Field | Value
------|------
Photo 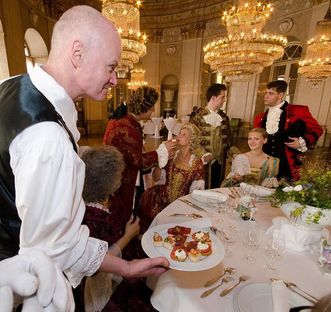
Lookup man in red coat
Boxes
[254,80,323,181]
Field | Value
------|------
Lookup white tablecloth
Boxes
[147,188,330,312]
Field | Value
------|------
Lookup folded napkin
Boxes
[240,182,275,197]
[266,217,329,252]
[272,280,290,312]
[191,190,228,204]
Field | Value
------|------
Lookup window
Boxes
[270,42,303,103]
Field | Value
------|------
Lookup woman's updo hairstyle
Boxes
[127,86,159,115]
[249,127,269,139]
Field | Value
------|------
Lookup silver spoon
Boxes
[204,267,236,287]
[200,276,234,298]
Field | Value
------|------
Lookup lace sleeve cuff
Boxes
[156,143,169,168]
[297,137,308,152]
[64,237,108,288]
[189,179,205,193]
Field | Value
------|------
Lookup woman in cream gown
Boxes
[222,128,279,188]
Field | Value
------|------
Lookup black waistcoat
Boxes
[261,102,292,180]
[0,74,76,259]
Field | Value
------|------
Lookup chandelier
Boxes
[102,0,147,74]
[298,2,331,88]
[203,0,287,81]
[128,68,147,90]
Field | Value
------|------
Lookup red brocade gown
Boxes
[139,155,205,233]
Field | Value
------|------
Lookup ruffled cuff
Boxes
[201,152,212,165]
[189,179,205,193]
[156,143,169,168]
[297,137,308,152]
[64,237,108,288]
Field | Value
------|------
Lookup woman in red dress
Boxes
[139,123,205,232]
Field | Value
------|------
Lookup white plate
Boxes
[233,283,311,312]
[141,223,225,271]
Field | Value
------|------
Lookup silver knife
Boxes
[178,198,207,213]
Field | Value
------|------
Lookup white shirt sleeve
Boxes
[156,143,169,168]
[9,122,108,287]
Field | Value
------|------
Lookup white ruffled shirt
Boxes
[203,107,222,128]
[266,101,307,152]
[266,102,284,135]
[9,65,108,287]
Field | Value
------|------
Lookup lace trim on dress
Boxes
[65,238,108,288]
[86,202,110,213]
[174,152,196,168]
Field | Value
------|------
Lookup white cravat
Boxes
[203,107,222,127]
[266,101,284,134]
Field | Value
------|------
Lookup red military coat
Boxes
[254,103,323,180]
[103,114,158,241]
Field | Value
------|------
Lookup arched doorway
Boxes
[24,28,48,72]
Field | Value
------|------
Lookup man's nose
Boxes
[109,72,117,86]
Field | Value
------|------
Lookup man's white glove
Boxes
[0,249,74,312]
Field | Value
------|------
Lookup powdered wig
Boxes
[249,127,269,139]
[181,123,202,152]
[81,146,124,203]
[127,86,159,115]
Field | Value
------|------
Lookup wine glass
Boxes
[263,232,285,271]
[206,197,227,220]
[220,225,238,257]
[242,222,262,263]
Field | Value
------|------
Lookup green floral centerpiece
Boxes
[271,162,331,229]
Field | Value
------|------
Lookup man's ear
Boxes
[278,91,285,101]
[70,40,83,68]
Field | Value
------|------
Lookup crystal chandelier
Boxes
[298,2,331,88]
[203,0,287,81]
[128,68,147,90]
[102,0,147,74]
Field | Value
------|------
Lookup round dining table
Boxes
[145,187,331,312]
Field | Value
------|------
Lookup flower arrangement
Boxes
[271,162,331,224]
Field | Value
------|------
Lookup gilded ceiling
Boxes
[27,0,329,41]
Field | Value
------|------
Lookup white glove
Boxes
[0,250,74,312]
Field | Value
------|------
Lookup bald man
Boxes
[0,5,168,298]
